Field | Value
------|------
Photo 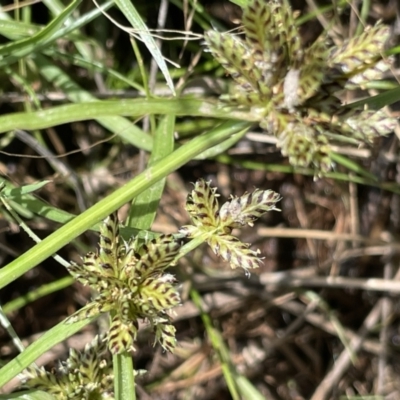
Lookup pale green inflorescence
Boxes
[204,0,397,172]
[23,335,114,400]
[66,214,181,355]
[180,179,281,273]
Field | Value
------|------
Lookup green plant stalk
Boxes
[115,119,176,400]
[127,115,175,228]
[111,305,136,400]
[356,0,371,36]
[2,276,74,314]
[0,120,250,288]
[174,234,210,265]
[0,90,396,135]
[0,304,25,353]
[113,351,136,400]
[191,289,240,400]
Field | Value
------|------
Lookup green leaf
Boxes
[0,0,82,66]
[127,115,175,228]
[114,0,175,95]
[2,181,51,198]
[0,98,256,134]
[229,0,249,6]
[34,54,153,151]
[0,318,96,388]
[236,376,268,400]
[195,126,249,160]
[348,86,400,109]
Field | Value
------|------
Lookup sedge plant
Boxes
[15,180,281,399]
[204,0,398,173]
[1,0,399,398]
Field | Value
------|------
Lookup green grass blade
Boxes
[54,51,144,92]
[195,125,249,159]
[229,0,248,7]
[35,54,153,151]
[2,276,74,314]
[348,86,400,109]
[0,305,25,353]
[0,98,256,134]
[4,181,51,197]
[119,114,175,398]
[330,153,378,182]
[114,0,175,95]
[0,19,41,40]
[236,376,268,400]
[0,317,96,388]
[191,289,240,400]
[43,0,73,15]
[0,0,82,63]
[127,114,175,228]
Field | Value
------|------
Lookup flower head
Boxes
[67,214,181,354]
[205,0,397,172]
[180,179,281,273]
[23,335,113,400]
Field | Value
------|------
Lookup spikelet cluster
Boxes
[23,335,113,400]
[180,179,281,273]
[204,0,397,172]
[66,214,180,354]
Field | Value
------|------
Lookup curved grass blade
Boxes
[0,98,257,134]
[35,54,153,151]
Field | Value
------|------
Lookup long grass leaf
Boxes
[0,99,256,134]
[0,0,82,62]
[113,0,175,95]
[127,114,175,228]
[35,54,153,151]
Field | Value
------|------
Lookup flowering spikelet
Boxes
[22,335,114,400]
[204,0,397,173]
[180,179,281,272]
[66,213,181,354]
